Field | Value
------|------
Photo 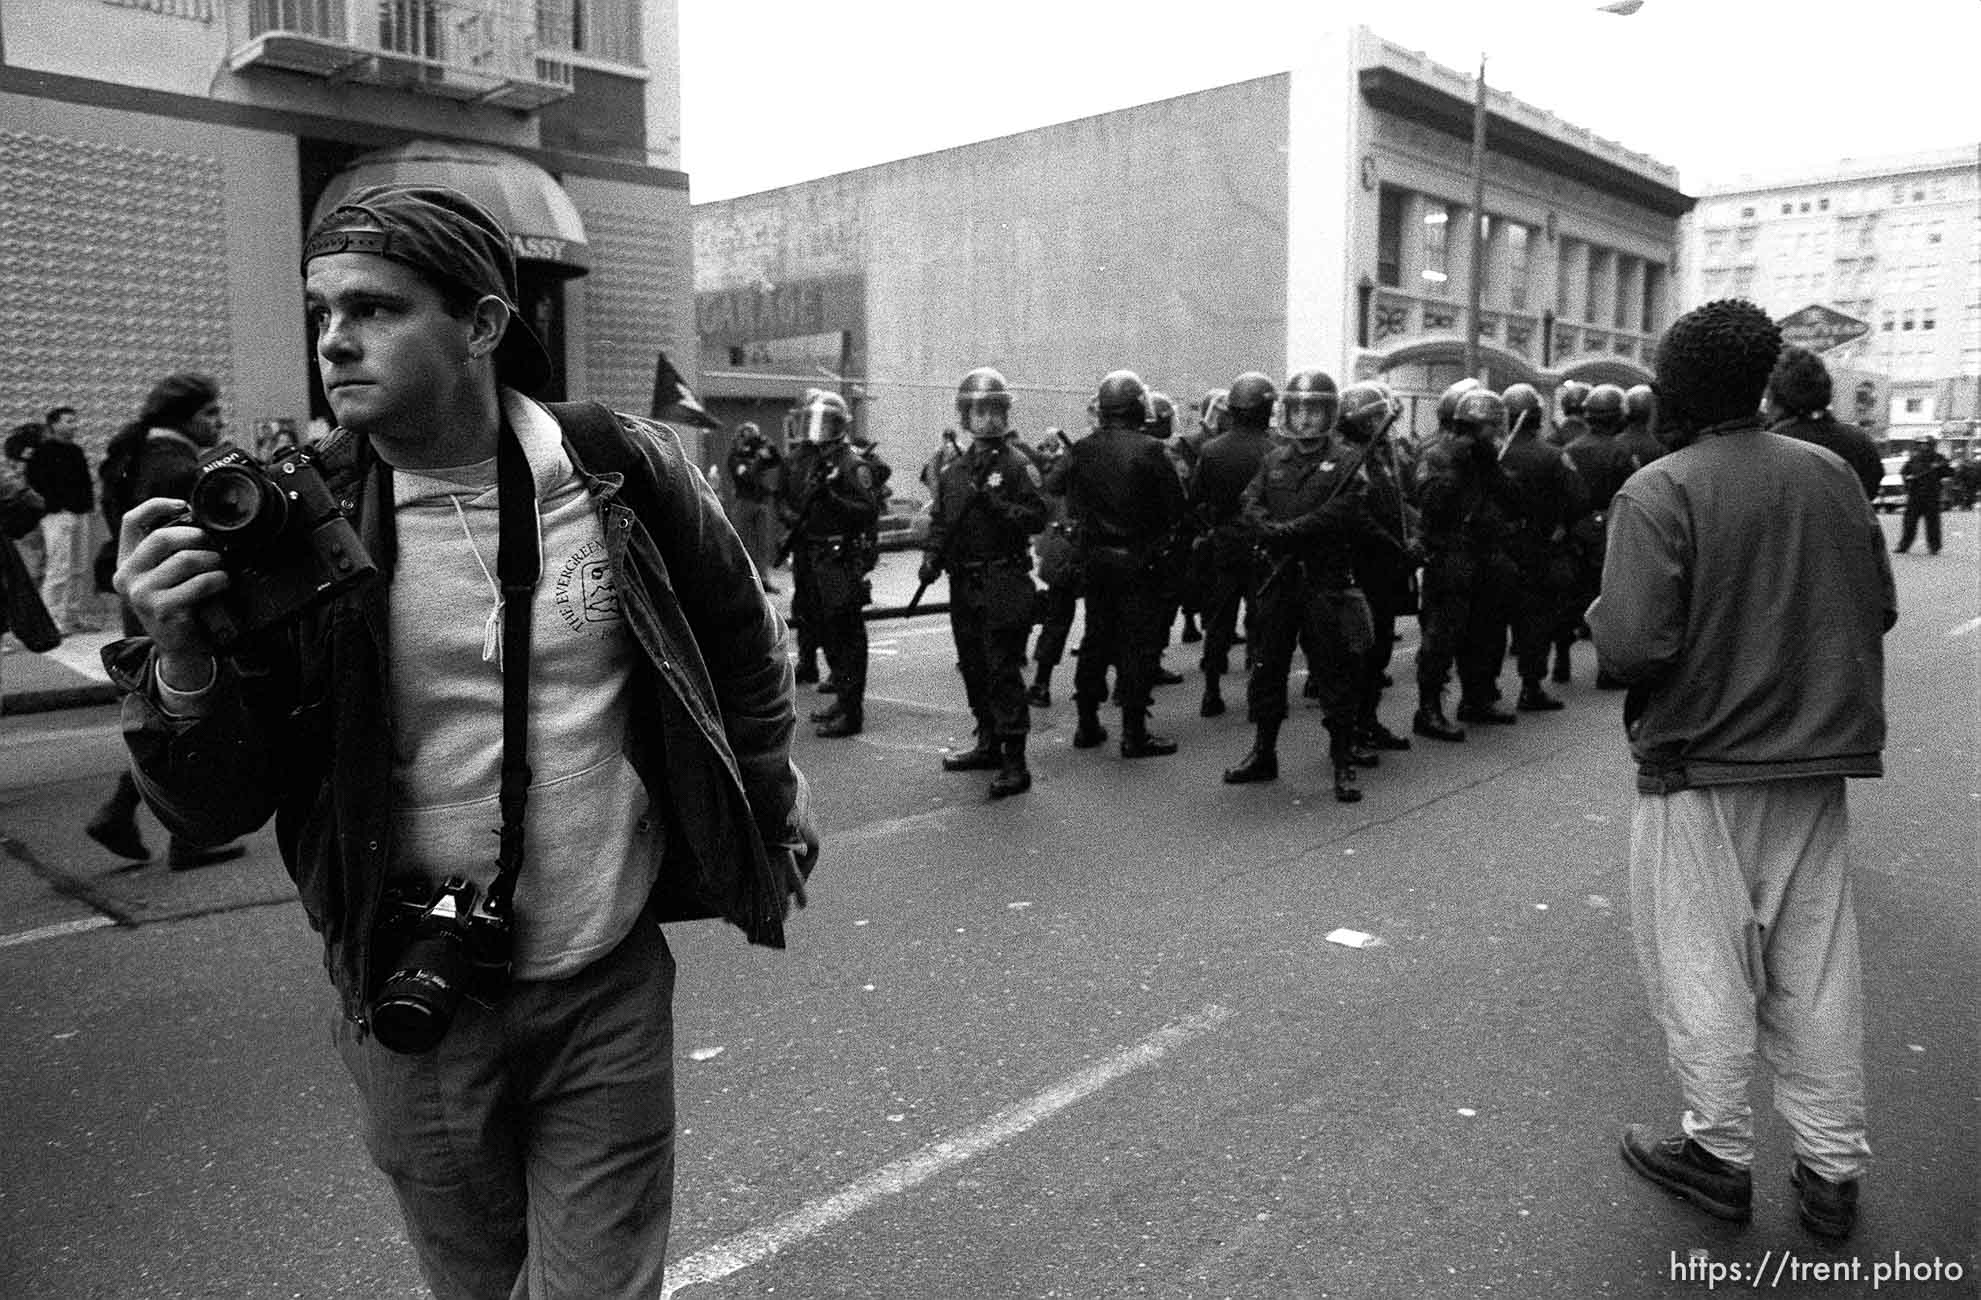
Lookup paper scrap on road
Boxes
[1586,894,1612,910]
[1007,901,1033,910]
[1325,928,1380,949]
[689,1046,725,1062]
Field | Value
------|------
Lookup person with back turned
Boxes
[1046,369,1186,759]
[1593,299,1892,1245]
[105,184,816,1297]
[1190,371,1278,719]
[922,367,1047,798]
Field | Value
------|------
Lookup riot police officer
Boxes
[778,390,825,685]
[1335,381,1417,751]
[1045,370,1188,758]
[1176,388,1230,644]
[1026,428,1079,707]
[922,368,1049,798]
[1413,377,1484,500]
[1190,371,1279,718]
[1496,383,1583,711]
[781,390,885,737]
[1557,383,1635,685]
[1144,391,1190,687]
[1615,384,1665,468]
[1549,380,1591,448]
[1222,368,1382,802]
[724,421,784,590]
[1414,389,1522,740]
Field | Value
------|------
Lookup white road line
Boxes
[659,1002,1234,1298]
[1947,616,1981,639]
[0,916,116,949]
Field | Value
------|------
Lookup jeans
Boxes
[1629,778,1870,1182]
[335,915,677,1299]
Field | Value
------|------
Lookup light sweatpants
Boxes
[37,509,91,629]
[1629,777,1870,1182]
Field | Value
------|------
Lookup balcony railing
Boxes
[1372,288,1657,368]
[233,0,573,110]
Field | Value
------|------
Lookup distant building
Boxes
[693,26,1690,475]
[0,0,696,460]
[1682,146,1981,450]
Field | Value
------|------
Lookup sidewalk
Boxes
[0,552,949,718]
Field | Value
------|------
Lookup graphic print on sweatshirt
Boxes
[552,537,623,637]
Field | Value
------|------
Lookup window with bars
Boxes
[1376,187,1404,288]
[101,0,213,16]
[538,0,642,64]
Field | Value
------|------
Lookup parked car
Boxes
[1876,455,1907,512]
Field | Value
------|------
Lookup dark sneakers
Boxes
[1791,1162,1860,1243]
[1620,1126,1753,1222]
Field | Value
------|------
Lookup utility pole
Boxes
[1463,52,1489,381]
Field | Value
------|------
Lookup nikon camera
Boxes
[367,876,514,1054]
[187,443,375,645]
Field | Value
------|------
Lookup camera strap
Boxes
[487,421,540,917]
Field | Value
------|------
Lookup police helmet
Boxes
[956,367,1014,439]
[1624,384,1656,424]
[1197,388,1231,437]
[1557,380,1592,417]
[800,390,851,444]
[1335,381,1396,445]
[1436,377,1484,432]
[1226,372,1277,426]
[1280,369,1340,437]
[1093,369,1151,425]
[1146,391,1176,438]
[1585,383,1627,432]
[1451,390,1509,442]
[1500,383,1545,437]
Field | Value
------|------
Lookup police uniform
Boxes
[1498,421,1585,708]
[1190,412,1276,715]
[1415,424,1521,734]
[791,437,884,736]
[925,437,1047,791]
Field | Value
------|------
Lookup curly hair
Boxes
[1767,345,1833,418]
[1653,299,1781,431]
[138,372,219,432]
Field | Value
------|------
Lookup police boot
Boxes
[1199,676,1226,718]
[1456,696,1518,725]
[814,703,863,738]
[1027,666,1054,708]
[1120,711,1178,759]
[1412,691,1466,743]
[1518,680,1566,712]
[943,727,1003,772]
[1358,718,1412,751]
[1327,724,1364,804]
[1550,642,1572,684]
[1072,706,1109,750]
[1222,719,1280,784]
[988,737,1032,799]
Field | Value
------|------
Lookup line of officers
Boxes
[768,369,1667,805]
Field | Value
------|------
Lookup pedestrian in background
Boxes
[1592,298,1893,1244]
[107,184,816,1296]
[87,373,248,869]
[3,423,48,587]
[27,404,98,633]
[1895,436,1952,555]
[1765,346,1882,501]
[724,421,784,591]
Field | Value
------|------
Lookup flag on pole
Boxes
[651,350,721,429]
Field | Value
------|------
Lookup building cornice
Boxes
[0,64,689,191]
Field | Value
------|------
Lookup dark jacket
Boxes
[780,440,883,545]
[1588,425,1893,793]
[107,404,817,1030]
[1241,438,1388,592]
[725,436,782,502]
[25,438,93,514]
[1769,413,1881,500]
[1044,423,1186,554]
[1418,436,1519,560]
[1901,447,1952,501]
[926,438,1048,568]
[1498,431,1586,559]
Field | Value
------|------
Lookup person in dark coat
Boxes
[1497,383,1585,712]
[921,368,1048,798]
[1336,382,1417,753]
[1045,369,1187,758]
[724,421,784,590]
[1895,437,1953,555]
[782,390,884,736]
[1766,347,1881,501]
[1615,384,1668,470]
[86,373,246,870]
[1189,371,1278,719]
[26,404,97,633]
[1558,384,1638,686]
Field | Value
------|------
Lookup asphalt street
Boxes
[0,512,1974,1300]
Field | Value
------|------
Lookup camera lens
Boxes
[369,932,469,1054]
[191,465,286,544]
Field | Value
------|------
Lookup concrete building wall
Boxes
[567,173,695,435]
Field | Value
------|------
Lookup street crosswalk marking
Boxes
[659,1003,1234,1298]
[0,916,116,949]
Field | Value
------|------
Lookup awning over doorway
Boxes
[312,140,590,276]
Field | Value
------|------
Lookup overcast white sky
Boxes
[679,0,1981,203]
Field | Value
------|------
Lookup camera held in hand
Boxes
[367,875,514,1055]
[187,443,375,646]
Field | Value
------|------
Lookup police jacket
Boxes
[725,436,782,502]
[1191,425,1275,529]
[106,402,818,1030]
[1589,424,1893,793]
[1353,438,1417,599]
[1614,423,1668,475]
[1418,437,1519,559]
[1498,431,1586,553]
[783,440,883,549]
[927,438,1048,568]
[1563,431,1636,510]
[1901,448,1952,501]
[1044,423,1185,555]
[1241,438,1388,592]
